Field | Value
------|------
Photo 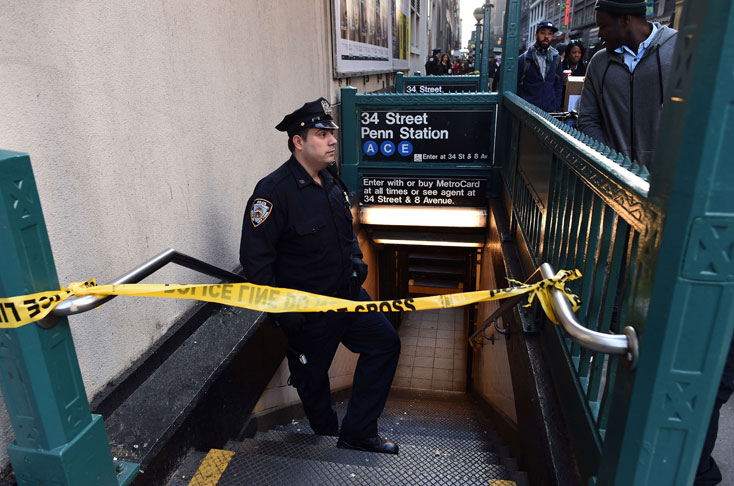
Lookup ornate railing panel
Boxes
[500,92,664,479]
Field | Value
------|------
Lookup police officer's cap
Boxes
[432,47,442,53]
[536,20,559,33]
[275,97,339,136]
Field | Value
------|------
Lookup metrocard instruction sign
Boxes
[361,176,487,207]
[359,109,494,163]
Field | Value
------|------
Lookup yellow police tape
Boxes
[0,270,582,329]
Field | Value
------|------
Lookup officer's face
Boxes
[298,128,338,168]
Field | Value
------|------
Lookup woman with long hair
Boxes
[439,53,452,75]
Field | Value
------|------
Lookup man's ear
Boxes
[293,134,305,151]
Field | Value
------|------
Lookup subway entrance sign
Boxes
[339,87,498,234]
[395,72,480,94]
[359,110,493,163]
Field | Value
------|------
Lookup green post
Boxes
[498,0,521,95]
[395,72,404,93]
[0,151,137,485]
[479,3,493,92]
[597,1,734,484]
[339,87,359,194]
[475,20,483,74]
[494,0,522,173]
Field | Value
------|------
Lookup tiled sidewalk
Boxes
[392,308,467,392]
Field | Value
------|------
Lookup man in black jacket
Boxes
[577,0,677,169]
[240,98,401,455]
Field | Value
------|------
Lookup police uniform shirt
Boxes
[240,156,361,297]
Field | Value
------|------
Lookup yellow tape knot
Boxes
[525,269,582,324]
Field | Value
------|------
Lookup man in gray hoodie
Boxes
[577,0,677,170]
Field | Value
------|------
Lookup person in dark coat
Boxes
[240,98,401,455]
[425,48,441,75]
[517,20,563,112]
[439,53,453,75]
[577,0,677,169]
[696,339,734,485]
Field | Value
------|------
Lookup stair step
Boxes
[409,279,463,289]
[266,427,506,455]
[230,438,516,482]
[255,431,504,465]
[408,264,465,276]
[276,419,496,445]
[408,252,466,263]
[214,451,515,485]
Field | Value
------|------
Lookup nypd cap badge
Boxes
[250,198,273,227]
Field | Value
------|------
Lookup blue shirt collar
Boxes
[614,22,658,57]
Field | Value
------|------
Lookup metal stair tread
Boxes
[262,427,506,453]
[253,430,505,465]
[230,437,515,481]
[277,418,494,442]
[216,451,511,485]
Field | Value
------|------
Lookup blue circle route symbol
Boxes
[397,141,413,156]
[380,141,396,156]
[363,141,378,155]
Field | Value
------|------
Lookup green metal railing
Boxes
[495,1,734,483]
[500,92,662,479]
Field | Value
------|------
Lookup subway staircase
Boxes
[169,390,527,485]
[407,251,468,296]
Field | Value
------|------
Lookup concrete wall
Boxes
[0,0,391,473]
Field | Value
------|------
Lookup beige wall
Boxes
[471,241,517,424]
[0,1,391,471]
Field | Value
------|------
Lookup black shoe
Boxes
[336,435,399,454]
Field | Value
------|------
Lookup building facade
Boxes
[427,0,462,57]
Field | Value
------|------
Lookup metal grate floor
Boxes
[178,391,527,486]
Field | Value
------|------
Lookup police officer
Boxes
[425,47,441,75]
[239,98,401,454]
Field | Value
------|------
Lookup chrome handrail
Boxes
[49,248,245,321]
[540,263,639,369]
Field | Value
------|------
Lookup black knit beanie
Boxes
[595,0,647,15]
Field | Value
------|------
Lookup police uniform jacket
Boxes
[240,156,361,298]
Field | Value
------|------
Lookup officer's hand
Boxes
[352,257,368,286]
[272,312,307,336]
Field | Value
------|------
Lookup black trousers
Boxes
[284,288,401,440]
[695,337,734,485]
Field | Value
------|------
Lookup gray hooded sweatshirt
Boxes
[578,24,677,170]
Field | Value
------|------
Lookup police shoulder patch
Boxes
[250,198,273,227]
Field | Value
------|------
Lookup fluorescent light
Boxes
[371,238,484,248]
[360,206,487,227]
